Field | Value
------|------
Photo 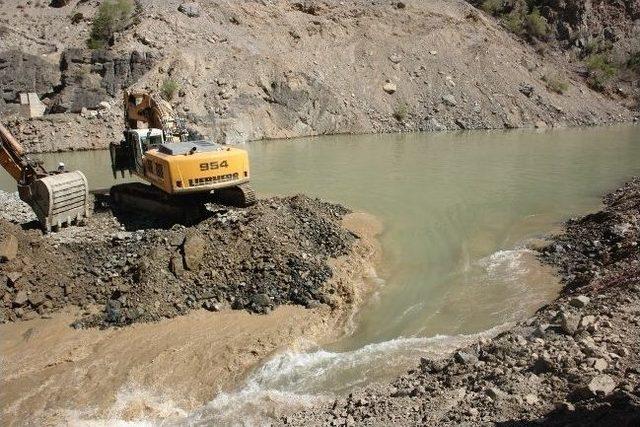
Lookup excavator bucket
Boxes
[19,170,90,232]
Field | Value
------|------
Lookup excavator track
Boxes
[109,182,257,225]
[212,183,257,208]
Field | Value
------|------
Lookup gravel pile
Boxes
[284,178,640,426]
[0,194,357,327]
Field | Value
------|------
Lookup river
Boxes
[1,125,639,424]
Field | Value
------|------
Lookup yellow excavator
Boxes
[109,90,255,221]
[0,123,90,232]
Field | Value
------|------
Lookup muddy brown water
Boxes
[1,125,639,424]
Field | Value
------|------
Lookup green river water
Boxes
[1,125,639,423]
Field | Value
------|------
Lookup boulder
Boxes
[383,81,397,94]
[183,233,206,271]
[569,295,590,308]
[251,293,271,308]
[442,94,457,107]
[105,299,122,323]
[454,351,478,365]
[560,311,581,335]
[50,0,72,7]
[178,2,201,17]
[28,293,44,307]
[13,290,28,307]
[532,356,553,373]
[580,315,596,329]
[593,358,608,372]
[588,374,616,396]
[0,234,18,262]
[169,254,185,276]
[6,271,22,286]
[519,83,535,97]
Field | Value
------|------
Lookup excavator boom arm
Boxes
[124,91,180,138]
[0,123,27,182]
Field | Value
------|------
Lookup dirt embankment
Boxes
[0,193,375,327]
[0,193,382,425]
[1,0,638,153]
[283,178,640,426]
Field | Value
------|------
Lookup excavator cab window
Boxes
[139,132,164,151]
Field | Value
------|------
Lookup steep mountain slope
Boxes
[0,0,636,151]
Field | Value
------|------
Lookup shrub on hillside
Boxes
[586,54,618,91]
[87,0,134,49]
[626,52,640,72]
[393,103,408,122]
[525,8,548,38]
[502,13,524,35]
[481,0,504,15]
[542,73,569,94]
[161,79,180,101]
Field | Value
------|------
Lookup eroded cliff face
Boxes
[0,0,637,152]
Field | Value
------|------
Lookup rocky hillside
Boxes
[0,0,638,152]
[466,0,640,108]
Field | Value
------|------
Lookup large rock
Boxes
[588,374,616,396]
[0,50,60,102]
[183,233,206,271]
[454,351,478,365]
[13,290,28,307]
[169,254,185,276]
[6,271,22,286]
[51,49,155,112]
[560,311,581,335]
[442,94,457,107]
[569,295,590,308]
[383,81,397,94]
[178,2,201,17]
[0,234,18,262]
[50,0,72,7]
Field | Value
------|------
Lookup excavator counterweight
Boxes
[1,124,90,232]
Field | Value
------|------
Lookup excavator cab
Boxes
[110,128,165,178]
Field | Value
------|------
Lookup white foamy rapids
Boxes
[62,385,188,426]
[474,247,556,322]
[181,327,505,426]
[477,248,536,280]
[65,332,507,426]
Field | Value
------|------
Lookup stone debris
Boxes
[0,234,18,262]
[0,193,357,327]
[587,374,616,396]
